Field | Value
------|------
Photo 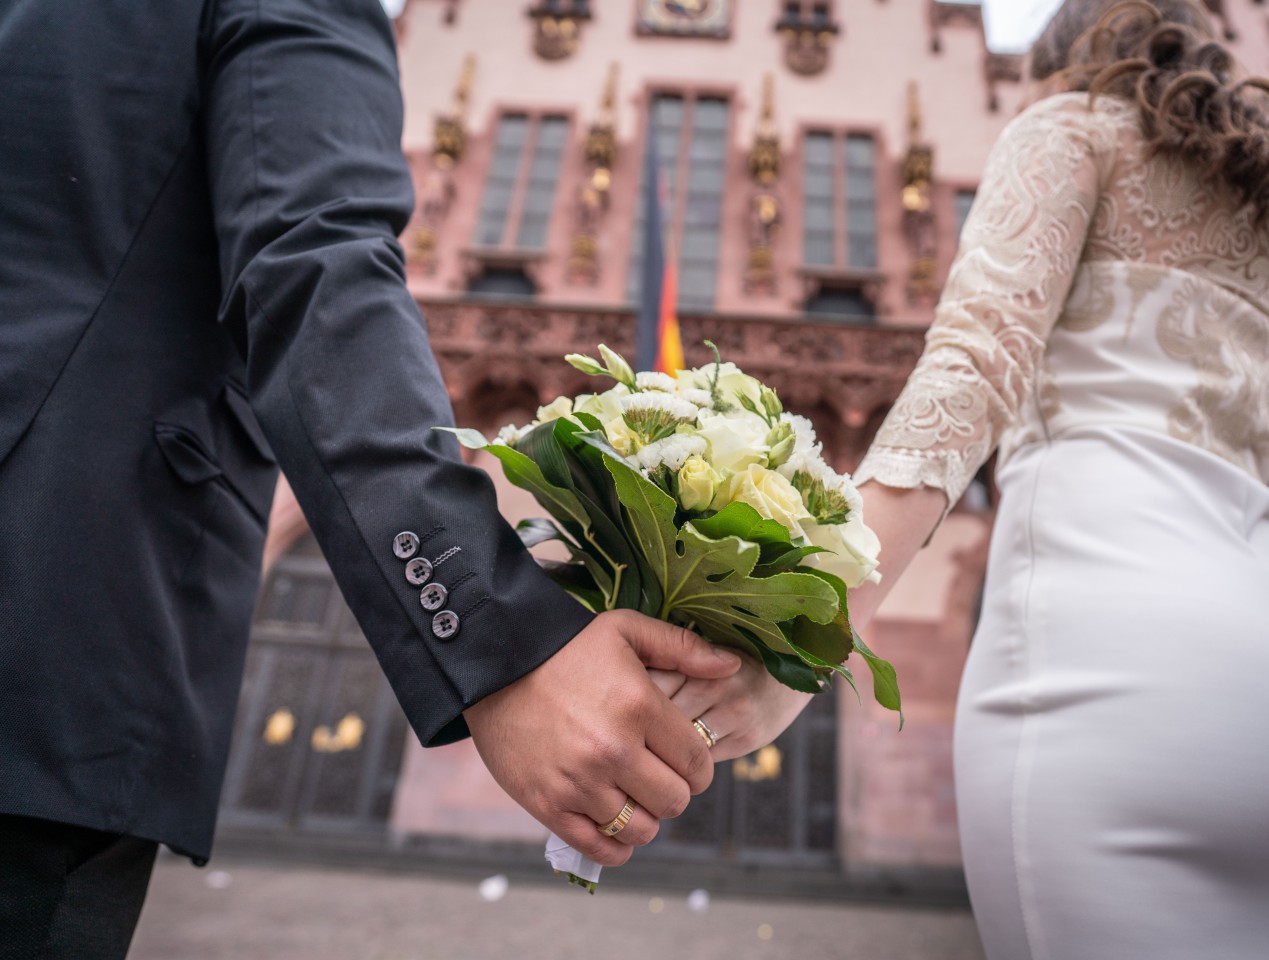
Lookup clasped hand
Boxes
[463,610,742,866]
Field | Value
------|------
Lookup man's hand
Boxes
[648,655,813,762]
[462,610,740,866]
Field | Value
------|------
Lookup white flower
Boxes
[718,463,812,539]
[803,518,882,588]
[534,396,573,424]
[635,371,679,393]
[681,388,715,409]
[619,392,700,422]
[676,456,720,512]
[493,423,529,447]
[677,361,764,410]
[776,413,824,479]
[694,410,770,475]
[603,416,641,456]
[574,385,629,424]
[633,433,708,474]
[621,392,701,442]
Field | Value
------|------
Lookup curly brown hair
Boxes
[1030,0,1269,221]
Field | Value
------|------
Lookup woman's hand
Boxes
[648,656,814,762]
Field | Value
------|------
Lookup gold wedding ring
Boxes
[693,717,718,749]
[597,797,636,836]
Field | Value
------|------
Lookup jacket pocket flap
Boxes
[155,423,223,485]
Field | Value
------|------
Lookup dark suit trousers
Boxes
[0,815,157,960]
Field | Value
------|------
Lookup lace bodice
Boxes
[857,92,1269,505]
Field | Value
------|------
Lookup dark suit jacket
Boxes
[0,0,592,861]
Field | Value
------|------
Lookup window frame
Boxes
[626,86,735,313]
[799,126,880,272]
[471,109,572,253]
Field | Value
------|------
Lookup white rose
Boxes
[535,396,573,424]
[677,361,763,410]
[676,456,720,512]
[574,385,629,424]
[720,463,812,539]
[804,518,882,589]
[694,410,770,475]
[603,416,642,457]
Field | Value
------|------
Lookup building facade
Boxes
[220,0,1268,884]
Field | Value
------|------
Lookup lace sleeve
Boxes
[856,95,1114,505]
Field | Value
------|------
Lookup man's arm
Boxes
[198,0,736,864]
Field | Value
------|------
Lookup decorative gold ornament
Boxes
[732,744,783,782]
[310,712,366,753]
[262,708,295,746]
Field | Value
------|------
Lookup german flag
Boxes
[635,130,684,376]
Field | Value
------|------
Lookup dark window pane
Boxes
[466,267,536,299]
[536,116,569,149]
[629,93,729,311]
[473,115,531,247]
[804,235,834,266]
[514,117,567,249]
[806,287,875,321]
[847,235,877,269]
[844,134,877,270]
[805,132,834,165]
[804,203,834,231]
[517,215,549,249]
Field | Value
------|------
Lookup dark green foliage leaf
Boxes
[853,628,904,729]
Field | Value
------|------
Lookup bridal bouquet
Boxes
[447,344,900,889]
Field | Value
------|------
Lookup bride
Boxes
[664,1,1269,956]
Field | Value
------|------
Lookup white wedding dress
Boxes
[857,92,1269,959]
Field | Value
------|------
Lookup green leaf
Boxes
[538,560,608,614]
[551,419,650,612]
[853,628,904,729]
[690,501,791,547]
[517,421,575,491]
[788,610,855,666]
[753,544,831,575]
[602,453,839,672]
[478,443,592,538]
[750,638,824,694]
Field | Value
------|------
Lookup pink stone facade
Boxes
[259,0,1269,874]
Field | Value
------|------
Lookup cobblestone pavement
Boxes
[128,855,985,960]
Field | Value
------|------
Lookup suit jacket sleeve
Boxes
[199,0,594,746]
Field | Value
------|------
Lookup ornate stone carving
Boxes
[636,0,733,39]
[901,83,939,305]
[419,297,924,441]
[568,64,619,286]
[411,55,474,274]
[745,74,782,296]
[776,4,839,77]
[527,2,590,61]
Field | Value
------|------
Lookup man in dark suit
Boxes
[0,1,741,955]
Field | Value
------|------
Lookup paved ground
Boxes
[128,854,985,960]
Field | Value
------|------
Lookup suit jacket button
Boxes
[420,583,448,611]
[393,532,420,559]
[405,557,434,585]
[432,610,460,639]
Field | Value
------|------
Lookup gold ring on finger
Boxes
[597,797,636,836]
[693,717,718,749]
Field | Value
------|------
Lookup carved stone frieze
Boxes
[419,297,924,451]
[775,4,840,77]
